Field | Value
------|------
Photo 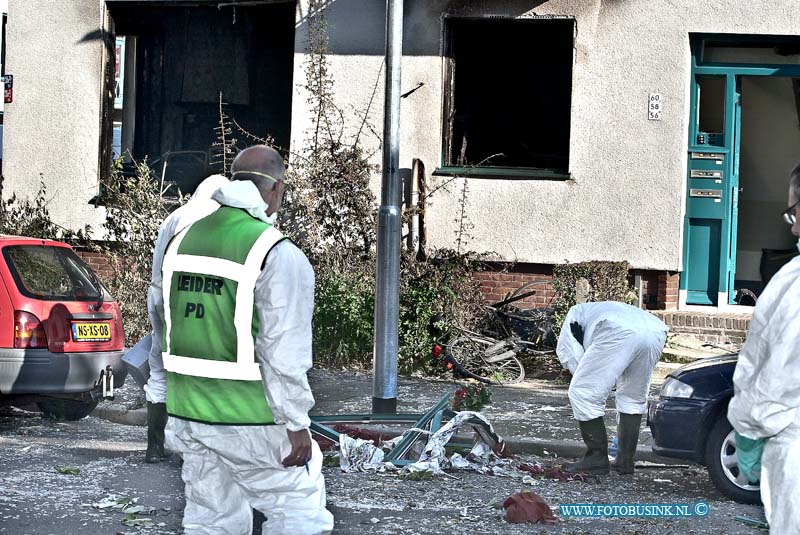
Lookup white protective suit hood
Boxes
[191,174,229,202]
[211,180,276,225]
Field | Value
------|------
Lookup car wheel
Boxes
[37,398,99,421]
[704,416,762,505]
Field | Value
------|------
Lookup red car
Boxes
[0,236,126,420]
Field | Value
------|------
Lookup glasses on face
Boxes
[783,199,800,225]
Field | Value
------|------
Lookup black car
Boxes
[647,353,760,504]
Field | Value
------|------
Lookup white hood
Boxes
[211,180,275,224]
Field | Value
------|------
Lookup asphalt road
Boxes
[0,406,766,535]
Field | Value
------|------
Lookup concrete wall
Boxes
[736,76,800,281]
[3,0,107,234]
[290,0,800,272]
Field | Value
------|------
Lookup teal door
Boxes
[682,74,739,305]
[681,35,800,306]
[726,77,742,304]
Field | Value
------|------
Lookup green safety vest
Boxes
[161,206,286,425]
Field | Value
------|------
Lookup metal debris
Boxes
[404,411,504,475]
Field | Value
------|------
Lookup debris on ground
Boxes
[404,411,504,475]
[91,495,156,515]
[315,424,398,452]
[338,435,395,473]
[336,410,506,475]
[518,462,586,482]
[54,466,81,475]
[735,515,770,529]
[502,491,558,524]
[121,515,158,528]
[334,409,585,487]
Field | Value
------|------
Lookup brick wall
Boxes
[473,264,555,308]
[473,263,679,310]
[657,272,680,311]
[75,248,115,283]
[652,311,750,345]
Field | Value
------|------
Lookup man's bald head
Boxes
[230,145,287,216]
[231,145,285,186]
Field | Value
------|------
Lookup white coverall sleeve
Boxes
[254,240,316,432]
[142,189,223,404]
[728,259,800,440]
[143,285,167,403]
[142,217,178,404]
[556,305,585,374]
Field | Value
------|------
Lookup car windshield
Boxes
[3,245,108,301]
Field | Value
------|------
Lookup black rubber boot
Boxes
[145,402,168,463]
[611,413,642,475]
[563,417,610,474]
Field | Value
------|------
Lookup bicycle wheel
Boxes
[447,336,525,385]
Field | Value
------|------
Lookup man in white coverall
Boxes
[728,163,800,534]
[143,173,229,463]
[155,146,333,534]
[556,301,668,474]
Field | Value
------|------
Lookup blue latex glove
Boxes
[735,432,765,484]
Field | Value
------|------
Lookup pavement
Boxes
[0,406,764,535]
[94,367,678,464]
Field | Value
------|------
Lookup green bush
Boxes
[312,249,485,374]
[552,261,633,335]
[313,266,375,369]
[398,250,484,374]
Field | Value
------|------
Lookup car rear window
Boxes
[2,245,109,301]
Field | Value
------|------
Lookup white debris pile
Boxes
[89,494,170,529]
[338,410,511,477]
[338,435,396,473]
[404,411,510,475]
[90,495,156,515]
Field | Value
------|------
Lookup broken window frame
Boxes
[435,16,575,181]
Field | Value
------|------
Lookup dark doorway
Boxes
[108,2,296,194]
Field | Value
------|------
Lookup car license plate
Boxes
[72,322,111,342]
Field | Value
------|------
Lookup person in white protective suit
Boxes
[143,173,230,463]
[728,163,800,535]
[556,301,668,474]
[155,146,334,535]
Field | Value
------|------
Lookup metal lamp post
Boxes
[372,0,404,414]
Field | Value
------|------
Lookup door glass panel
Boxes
[696,75,726,147]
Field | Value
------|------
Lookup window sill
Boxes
[432,166,571,180]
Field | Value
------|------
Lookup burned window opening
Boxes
[443,18,574,173]
[100,2,296,197]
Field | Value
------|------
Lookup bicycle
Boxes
[433,281,557,385]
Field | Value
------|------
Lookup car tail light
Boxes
[432,344,443,358]
[14,311,48,349]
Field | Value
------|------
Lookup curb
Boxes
[501,437,687,465]
[92,405,147,426]
[90,406,685,465]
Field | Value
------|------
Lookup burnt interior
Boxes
[445,18,574,171]
[107,2,296,192]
